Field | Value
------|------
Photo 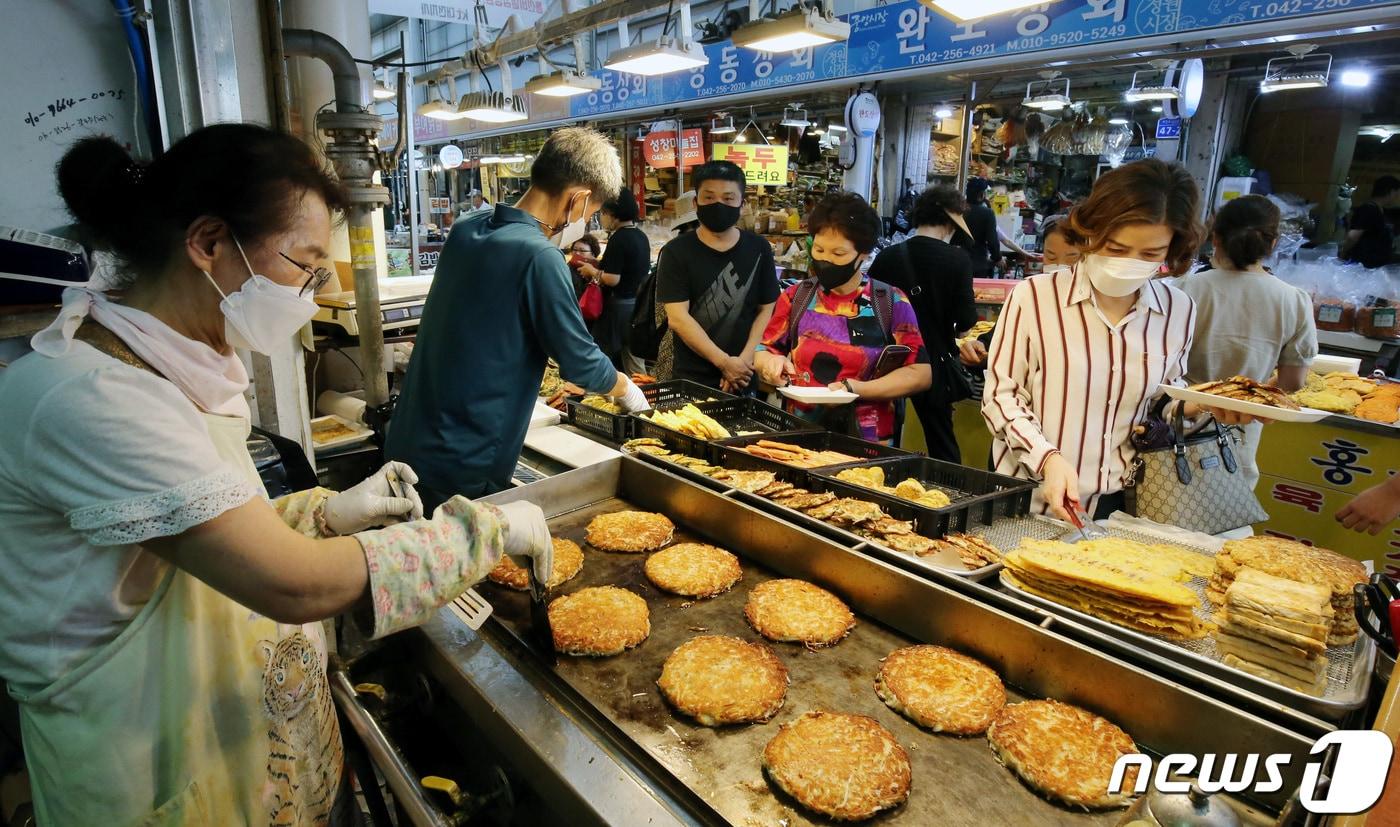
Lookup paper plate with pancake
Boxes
[1160,384,1329,423]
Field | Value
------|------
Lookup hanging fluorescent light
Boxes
[919,0,1054,23]
[735,133,749,143]
[419,99,463,120]
[1260,44,1332,93]
[934,105,955,119]
[1023,72,1071,111]
[1108,112,1130,126]
[1150,105,1164,113]
[732,6,849,53]
[605,11,708,76]
[458,91,528,123]
[373,80,395,101]
[710,112,736,134]
[826,123,847,134]
[1124,60,1181,102]
[780,103,810,129]
[524,69,602,97]
[1341,68,1372,88]
[1360,125,1396,142]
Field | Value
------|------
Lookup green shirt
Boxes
[385,205,617,498]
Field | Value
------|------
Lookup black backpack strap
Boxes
[869,279,895,343]
[785,278,820,352]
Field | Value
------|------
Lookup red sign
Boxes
[642,129,705,169]
[630,139,647,219]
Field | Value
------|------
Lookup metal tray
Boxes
[470,458,1318,824]
[986,517,1375,723]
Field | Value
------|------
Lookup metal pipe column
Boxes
[956,80,977,194]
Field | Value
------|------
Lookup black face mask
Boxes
[810,258,860,290]
[696,202,741,233]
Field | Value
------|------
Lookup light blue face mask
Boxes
[201,236,317,354]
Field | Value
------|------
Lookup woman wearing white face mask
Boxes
[0,125,552,827]
[983,160,1230,523]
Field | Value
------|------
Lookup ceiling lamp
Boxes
[417,81,465,120]
[919,0,1057,23]
[458,91,528,123]
[710,112,737,134]
[1341,68,1372,88]
[1023,72,1071,111]
[732,3,849,53]
[934,105,955,119]
[524,69,602,97]
[1260,44,1332,93]
[735,133,749,143]
[780,103,810,129]
[1360,125,1396,142]
[1108,111,1130,126]
[827,123,847,134]
[604,10,708,76]
[1124,59,1180,102]
[373,80,395,101]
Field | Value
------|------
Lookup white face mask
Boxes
[203,237,318,354]
[553,191,592,250]
[1078,253,1163,298]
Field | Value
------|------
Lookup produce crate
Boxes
[812,456,1035,537]
[714,431,913,487]
[631,397,814,461]
[564,380,733,443]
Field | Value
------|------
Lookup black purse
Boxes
[1124,404,1268,534]
[896,242,974,406]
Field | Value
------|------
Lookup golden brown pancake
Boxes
[875,645,1006,735]
[744,579,855,647]
[585,511,674,553]
[987,700,1139,809]
[487,538,585,590]
[548,586,650,656]
[644,543,742,598]
[657,635,788,725]
[762,711,911,821]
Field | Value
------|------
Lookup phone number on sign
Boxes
[1240,0,1353,15]
[906,43,996,65]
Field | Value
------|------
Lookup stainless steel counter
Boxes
[406,458,1321,826]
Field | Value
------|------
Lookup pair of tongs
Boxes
[525,557,556,665]
[1060,496,1108,543]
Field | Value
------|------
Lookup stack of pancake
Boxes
[1189,375,1301,410]
[1215,568,1333,695]
[1002,538,1211,639]
[1208,536,1367,646]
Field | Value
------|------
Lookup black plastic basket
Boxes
[811,456,1035,537]
[631,397,815,461]
[564,380,733,443]
[713,431,913,487]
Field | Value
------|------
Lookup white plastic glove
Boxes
[498,500,553,585]
[322,461,424,535]
[616,377,650,413]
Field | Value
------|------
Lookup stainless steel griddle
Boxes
[405,458,1325,826]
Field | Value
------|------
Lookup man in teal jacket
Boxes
[386,128,646,506]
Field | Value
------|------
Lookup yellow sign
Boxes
[711,143,789,186]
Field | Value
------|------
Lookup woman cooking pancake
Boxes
[0,125,551,826]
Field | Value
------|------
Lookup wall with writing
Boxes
[0,2,142,233]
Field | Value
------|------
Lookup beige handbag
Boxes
[1124,407,1268,535]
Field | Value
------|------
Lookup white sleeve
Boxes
[21,365,260,546]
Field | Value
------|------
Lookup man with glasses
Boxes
[655,161,778,393]
[386,128,648,507]
[279,252,335,296]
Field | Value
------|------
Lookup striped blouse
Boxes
[982,267,1197,517]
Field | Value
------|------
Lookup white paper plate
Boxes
[779,385,859,405]
[1159,385,1331,423]
[310,414,373,451]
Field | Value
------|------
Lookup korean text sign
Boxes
[712,143,790,186]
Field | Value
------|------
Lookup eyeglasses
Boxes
[279,252,335,297]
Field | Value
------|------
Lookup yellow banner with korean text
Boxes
[712,142,789,186]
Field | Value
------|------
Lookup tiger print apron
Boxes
[13,410,345,827]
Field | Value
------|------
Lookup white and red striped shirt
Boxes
[982,267,1196,516]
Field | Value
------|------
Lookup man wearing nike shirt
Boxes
[655,161,779,392]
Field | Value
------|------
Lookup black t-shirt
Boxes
[867,236,977,351]
[599,225,651,300]
[963,204,1001,277]
[656,229,779,386]
[1347,202,1395,269]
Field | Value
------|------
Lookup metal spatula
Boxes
[447,588,493,630]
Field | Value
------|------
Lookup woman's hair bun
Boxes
[910,184,968,229]
[57,136,144,247]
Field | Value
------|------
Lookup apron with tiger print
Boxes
[14,411,344,827]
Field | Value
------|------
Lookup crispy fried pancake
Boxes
[875,645,1005,735]
[987,700,1138,809]
[745,579,855,647]
[488,538,584,590]
[585,511,674,552]
[644,543,742,598]
[762,711,911,821]
[657,635,787,725]
[548,586,650,656]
